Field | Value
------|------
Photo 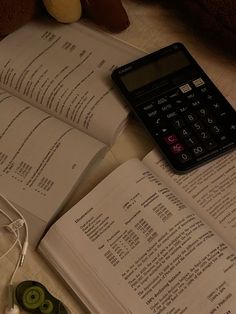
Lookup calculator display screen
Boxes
[120,51,190,92]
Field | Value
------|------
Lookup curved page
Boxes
[0,90,106,242]
[0,19,143,145]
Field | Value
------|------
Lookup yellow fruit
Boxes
[43,0,82,23]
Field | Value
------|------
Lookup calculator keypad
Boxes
[139,77,236,171]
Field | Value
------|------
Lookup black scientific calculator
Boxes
[112,43,236,173]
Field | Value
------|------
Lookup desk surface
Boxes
[1,0,236,312]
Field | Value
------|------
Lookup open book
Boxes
[0,19,143,244]
[39,148,236,313]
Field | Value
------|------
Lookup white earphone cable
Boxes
[0,193,29,313]
[0,193,28,266]
[9,256,22,285]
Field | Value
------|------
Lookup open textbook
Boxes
[0,18,143,244]
[39,148,236,314]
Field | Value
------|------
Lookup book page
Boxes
[143,149,236,251]
[0,89,106,224]
[0,18,143,145]
[40,158,236,314]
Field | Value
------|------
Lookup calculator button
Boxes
[161,103,173,112]
[198,108,209,117]
[172,117,185,129]
[229,123,236,138]
[206,94,214,101]
[204,116,216,126]
[179,105,188,113]
[143,103,155,111]
[185,136,199,147]
[213,110,231,121]
[219,111,228,118]
[155,118,162,126]
[175,99,184,105]
[218,135,229,143]
[168,91,180,99]
[211,102,221,110]
[176,152,192,163]
[186,92,196,100]
[229,123,236,134]
[157,97,167,105]
[164,134,178,145]
[147,110,159,118]
[200,86,208,94]
[170,143,185,154]
[154,122,168,135]
[198,130,211,141]
[179,84,192,94]
[154,127,168,137]
[184,113,198,123]
[191,100,201,108]
[204,140,217,151]
[166,111,178,119]
[160,127,168,134]
[192,121,204,131]
[179,128,192,138]
[191,145,205,156]
[210,125,223,135]
[192,78,205,87]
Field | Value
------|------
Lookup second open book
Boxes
[39,148,236,313]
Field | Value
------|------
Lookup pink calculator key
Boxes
[164,134,178,145]
[170,143,185,154]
